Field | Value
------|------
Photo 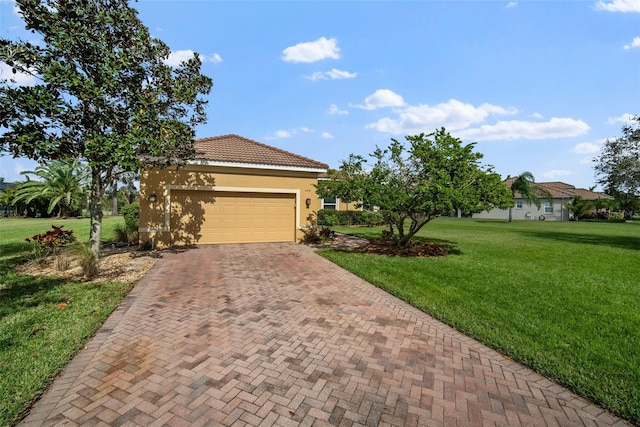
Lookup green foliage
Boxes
[321,219,640,423]
[317,209,383,227]
[320,129,512,248]
[120,202,139,231]
[596,115,640,203]
[566,196,594,220]
[316,155,368,207]
[0,0,213,256]
[12,159,88,217]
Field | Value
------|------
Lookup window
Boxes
[544,201,553,214]
[323,197,337,210]
[516,201,523,209]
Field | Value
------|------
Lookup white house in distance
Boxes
[473,179,612,221]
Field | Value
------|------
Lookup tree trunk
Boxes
[89,169,104,258]
[508,207,513,222]
[112,177,118,216]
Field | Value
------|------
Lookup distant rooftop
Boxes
[504,178,611,200]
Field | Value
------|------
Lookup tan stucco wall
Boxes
[139,164,323,247]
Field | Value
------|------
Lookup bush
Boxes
[119,202,139,244]
[25,225,76,263]
[68,242,98,278]
[299,212,336,245]
[317,209,384,227]
[121,202,139,228]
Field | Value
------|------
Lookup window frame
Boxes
[322,197,337,210]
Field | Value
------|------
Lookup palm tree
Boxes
[12,159,89,217]
[566,196,594,221]
[508,171,553,222]
[107,170,139,215]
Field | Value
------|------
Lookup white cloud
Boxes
[265,128,316,140]
[306,68,357,81]
[594,0,640,12]
[530,112,544,119]
[623,36,640,49]
[282,37,340,63]
[321,132,334,139]
[163,50,222,66]
[0,62,37,86]
[207,53,223,63]
[353,89,406,111]
[607,113,635,124]
[506,2,518,8]
[365,99,517,134]
[456,117,590,141]
[272,130,292,139]
[573,142,601,154]
[542,169,573,179]
[328,104,349,115]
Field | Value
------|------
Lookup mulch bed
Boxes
[351,239,448,257]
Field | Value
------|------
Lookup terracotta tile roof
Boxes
[193,134,328,170]
[505,178,612,200]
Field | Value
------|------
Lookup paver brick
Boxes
[19,243,629,426]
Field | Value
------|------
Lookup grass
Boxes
[0,216,130,426]
[319,218,640,424]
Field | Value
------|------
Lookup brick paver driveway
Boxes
[22,243,626,426]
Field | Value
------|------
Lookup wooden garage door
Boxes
[170,191,295,245]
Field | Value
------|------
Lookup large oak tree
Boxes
[318,129,513,248]
[0,0,212,256]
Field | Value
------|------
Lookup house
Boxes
[317,173,363,211]
[472,179,612,221]
[138,135,328,247]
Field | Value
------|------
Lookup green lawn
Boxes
[320,218,640,424]
[0,216,130,426]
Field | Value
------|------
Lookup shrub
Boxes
[120,202,139,233]
[25,225,76,262]
[112,223,130,243]
[317,209,384,227]
[300,213,336,244]
[118,202,140,244]
[68,242,98,278]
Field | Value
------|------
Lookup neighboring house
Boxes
[139,134,328,247]
[473,180,612,221]
[317,174,363,212]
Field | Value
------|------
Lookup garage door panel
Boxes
[170,190,295,244]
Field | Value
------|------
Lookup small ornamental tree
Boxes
[320,129,513,248]
[0,0,213,257]
[316,154,368,215]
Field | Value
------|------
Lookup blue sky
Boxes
[1,0,639,190]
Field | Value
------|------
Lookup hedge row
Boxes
[317,209,384,227]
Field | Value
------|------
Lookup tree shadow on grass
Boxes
[0,273,67,321]
[516,230,640,251]
[407,235,463,255]
[0,242,31,271]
